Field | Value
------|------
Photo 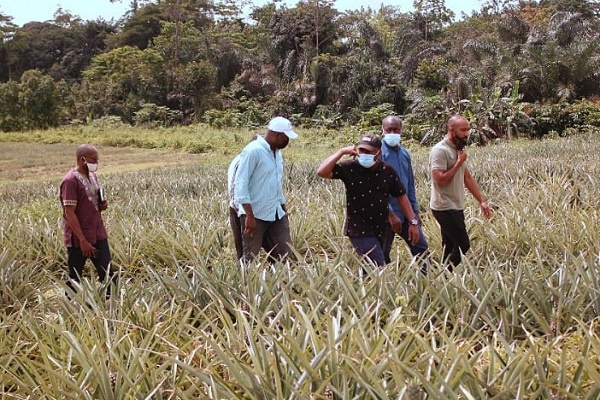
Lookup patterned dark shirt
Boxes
[332,160,406,240]
[60,168,108,247]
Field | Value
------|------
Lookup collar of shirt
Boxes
[256,135,278,156]
[382,141,401,156]
[443,137,457,149]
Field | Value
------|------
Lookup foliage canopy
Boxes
[0,0,599,140]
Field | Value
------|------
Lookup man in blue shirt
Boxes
[234,117,298,262]
[381,115,430,271]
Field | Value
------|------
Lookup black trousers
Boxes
[431,209,470,268]
[229,207,245,260]
[67,239,115,296]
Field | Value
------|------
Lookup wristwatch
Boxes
[409,218,418,226]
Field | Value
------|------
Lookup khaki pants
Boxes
[240,214,291,263]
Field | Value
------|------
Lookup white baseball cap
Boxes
[267,116,298,139]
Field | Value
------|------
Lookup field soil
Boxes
[0,142,204,183]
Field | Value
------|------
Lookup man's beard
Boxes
[454,137,467,151]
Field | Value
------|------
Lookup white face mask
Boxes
[357,154,376,168]
[84,158,99,172]
[87,163,99,172]
[383,133,401,147]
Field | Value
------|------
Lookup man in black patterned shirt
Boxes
[317,135,419,266]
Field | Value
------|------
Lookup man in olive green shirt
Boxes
[429,115,492,268]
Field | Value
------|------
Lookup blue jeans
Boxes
[383,220,430,273]
[349,236,385,267]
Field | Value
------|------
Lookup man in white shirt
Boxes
[228,136,271,259]
[233,117,298,262]
[228,153,245,260]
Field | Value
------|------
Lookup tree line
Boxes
[0,0,599,142]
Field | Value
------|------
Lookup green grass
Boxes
[0,123,364,159]
[1,127,599,398]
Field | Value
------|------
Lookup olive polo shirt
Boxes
[429,138,466,210]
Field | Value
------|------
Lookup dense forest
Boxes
[0,0,599,142]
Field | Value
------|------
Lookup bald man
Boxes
[429,115,492,268]
[381,115,430,272]
[60,144,115,297]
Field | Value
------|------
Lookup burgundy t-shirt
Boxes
[332,160,406,240]
[60,168,108,247]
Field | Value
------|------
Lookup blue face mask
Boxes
[357,154,376,168]
[383,133,401,147]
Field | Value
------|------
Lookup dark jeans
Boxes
[431,209,470,268]
[383,220,430,273]
[240,214,291,263]
[349,236,385,267]
[229,206,244,260]
[67,239,116,296]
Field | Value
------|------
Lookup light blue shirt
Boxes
[382,141,419,221]
[227,154,240,209]
[234,136,286,221]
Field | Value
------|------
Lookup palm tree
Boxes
[519,7,600,102]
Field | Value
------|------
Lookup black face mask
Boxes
[453,137,468,151]
[276,133,289,149]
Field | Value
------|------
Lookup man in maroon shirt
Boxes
[60,144,115,296]
[317,135,419,267]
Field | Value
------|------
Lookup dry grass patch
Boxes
[0,142,205,183]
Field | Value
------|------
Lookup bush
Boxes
[203,109,244,128]
[529,100,600,137]
[357,103,396,130]
[88,115,128,128]
[0,71,72,132]
[203,99,267,129]
[134,103,183,127]
[310,105,343,129]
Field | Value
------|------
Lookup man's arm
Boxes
[233,150,258,236]
[240,203,256,236]
[234,154,249,202]
[317,146,356,179]
[405,155,420,214]
[464,167,492,219]
[389,209,402,232]
[64,206,96,257]
[432,149,467,187]
[396,195,420,245]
